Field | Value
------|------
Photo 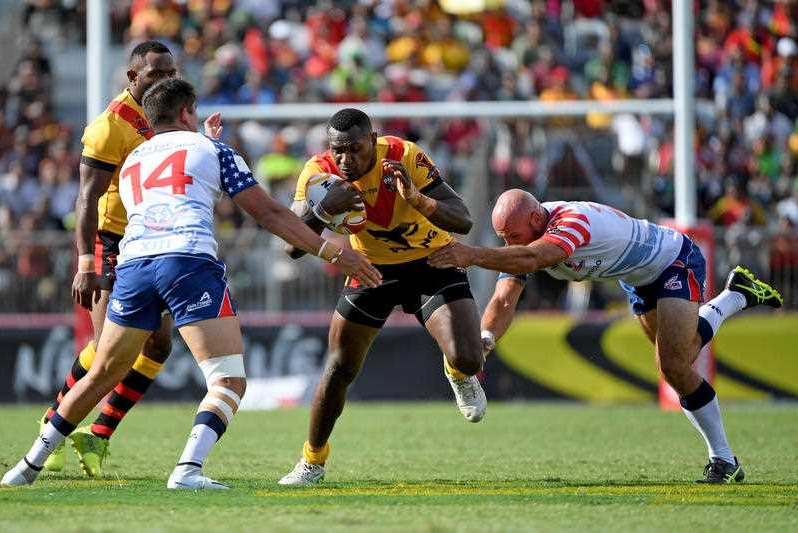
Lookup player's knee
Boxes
[86,363,125,389]
[199,355,246,392]
[213,376,246,399]
[658,353,691,385]
[199,355,246,419]
[326,357,360,385]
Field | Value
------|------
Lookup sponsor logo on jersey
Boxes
[565,259,585,272]
[187,291,213,312]
[664,275,683,290]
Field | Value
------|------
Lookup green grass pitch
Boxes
[0,402,796,532]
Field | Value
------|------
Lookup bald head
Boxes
[492,189,541,232]
[491,189,547,245]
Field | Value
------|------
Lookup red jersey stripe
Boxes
[541,233,575,255]
[559,230,583,249]
[106,100,153,139]
[554,220,591,244]
[550,211,590,225]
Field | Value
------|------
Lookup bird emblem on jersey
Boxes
[367,222,419,252]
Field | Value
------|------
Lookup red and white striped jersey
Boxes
[536,201,683,286]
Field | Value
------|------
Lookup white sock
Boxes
[682,397,734,463]
[25,422,68,468]
[177,424,221,467]
[699,289,746,336]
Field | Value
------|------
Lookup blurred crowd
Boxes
[2,0,797,311]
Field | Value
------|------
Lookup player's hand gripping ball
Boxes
[305,173,367,235]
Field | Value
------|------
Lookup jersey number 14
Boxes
[120,149,192,205]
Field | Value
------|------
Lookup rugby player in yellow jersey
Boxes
[279,108,486,485]
[40,41,222,478]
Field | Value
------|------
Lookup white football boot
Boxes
[167,464,229,490]
[278,459,325,486]
[1,459,40,486]
[444,356,487,423]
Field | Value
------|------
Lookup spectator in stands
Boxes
[776,179,798,228]
[708,178,767,227]
[255,133,301,206]
[129,0,182,41]
[2,0,798,312]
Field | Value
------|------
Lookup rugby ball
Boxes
[304,173,367,235]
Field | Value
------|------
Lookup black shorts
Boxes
[94,230,121,291]
[336,257,474,328]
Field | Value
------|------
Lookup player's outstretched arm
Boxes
[234,186,381,287]
[283,179,362,259]
[480,278,525,356]
[283,200,327,259]
[72,163,113,310]
[382,159,472,234]
[429,239,567,274]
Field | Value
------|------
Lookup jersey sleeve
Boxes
[402,141,443,192]
[212,140,257,197]
[541,206,591,257]
[294,159,325,202]
[80,115,126,171]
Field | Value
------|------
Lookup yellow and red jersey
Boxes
[295,136,453,265]
[80,89,154,236]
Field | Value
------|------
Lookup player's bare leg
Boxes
[279,312,379,485]
[2,321,149,486]
[167,316,246,490]
[636,311,657,344]
[653,298,743,483]
[426,299,486,422]
[67,291,174,477]
[39,290,113,472]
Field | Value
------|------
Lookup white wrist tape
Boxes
[198,354,246,387]
[318,239,331,258]
[480,330,496,351]
[77,254,95,274]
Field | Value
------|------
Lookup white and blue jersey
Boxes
[499,201,706,313]
[108,131,257,330]
[117,131,256,264]
[500,201,683,286]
